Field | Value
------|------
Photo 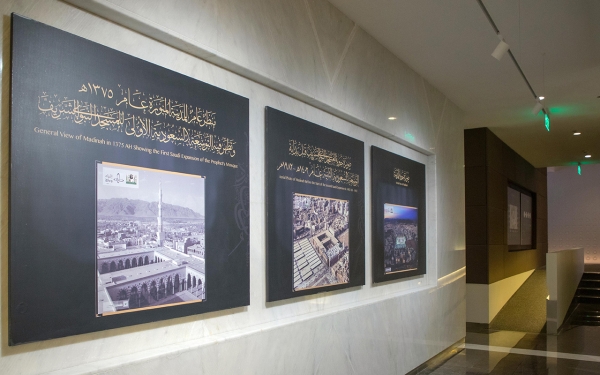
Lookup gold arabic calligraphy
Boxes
[288,139,352,170]
[306,162,359,187]
[285,139,359,187]
[38,93,235,157]
[393,168,410,184]
[79,83,216,130]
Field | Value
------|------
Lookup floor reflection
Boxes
[416,325,600,375]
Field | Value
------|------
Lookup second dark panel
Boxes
[371,146,426,283]
[266,108,365,302]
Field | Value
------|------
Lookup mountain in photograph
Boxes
[97,198,203,219]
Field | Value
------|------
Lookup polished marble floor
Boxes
[416,325,600,374]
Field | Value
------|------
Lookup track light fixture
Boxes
[491,34,510,60]
[532,99,544,115]
[478,0,551,132]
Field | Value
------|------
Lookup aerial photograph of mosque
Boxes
[292,193,349,291]
[383,203,418,274]
[96,162,206,315]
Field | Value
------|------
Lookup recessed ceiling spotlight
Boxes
[388,117,397,120]
[585,154,592,158]
[538,96,545,100]
[573,131,581,136]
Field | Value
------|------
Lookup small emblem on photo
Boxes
[102,166,139,189]
[126,173,138,186]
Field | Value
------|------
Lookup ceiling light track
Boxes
[477,0,547,116]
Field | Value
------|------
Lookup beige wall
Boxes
[0,1,465,373]
[548,165,600,263]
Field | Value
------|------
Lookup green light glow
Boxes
[404,132,415,142]
[544,113,550,131]
[546,105,578,115]
[578,164,582,175]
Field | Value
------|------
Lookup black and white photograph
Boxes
[96,162,206,315]
[292,193,350,291]
[383,203,418,274]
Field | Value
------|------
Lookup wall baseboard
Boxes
[406,337,466,375]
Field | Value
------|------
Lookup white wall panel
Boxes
[548,166,600,263]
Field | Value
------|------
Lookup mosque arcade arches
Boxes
[98,252,155,274]
[110,268,188,307]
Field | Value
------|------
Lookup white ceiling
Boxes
[329,0,600,167]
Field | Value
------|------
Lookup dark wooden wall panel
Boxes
[502,143,517,181]
[488,207,505,246]
[466,206,488,245]
[464,128,487,167]
[464,128,548,285]
[487,169,506,210]
[465,166,487,206]
[488,245,505,282]
[466,245,489,284]
[486,130,503,172]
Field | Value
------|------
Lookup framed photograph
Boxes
[507,184,536,251]
[266,107,365,302]
[292,193,350,291]
[371,146,426,283]
[96,162,206,315]
[10,14,249,344]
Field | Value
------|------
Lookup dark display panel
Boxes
[507,184,535,250]
[10,14,249,344]
[266,107,365,302]
[371,147,426,283]
[507,187,521,246]
[520,193,533,246]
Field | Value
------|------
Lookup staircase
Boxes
[569,272,600,326]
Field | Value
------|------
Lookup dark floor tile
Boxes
[421,325,600,375]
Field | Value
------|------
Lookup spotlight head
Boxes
[585,154,592,158]
[538,96,545,100]
[532,101,544,115]
[492,39,510,60]
[388,117,397,120]
[573,131,581,136]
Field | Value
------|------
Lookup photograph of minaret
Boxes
[96,162,206,316]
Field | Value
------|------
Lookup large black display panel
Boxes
[371,146,426,283]
[10,14,249,345]
[266,107,365,302]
